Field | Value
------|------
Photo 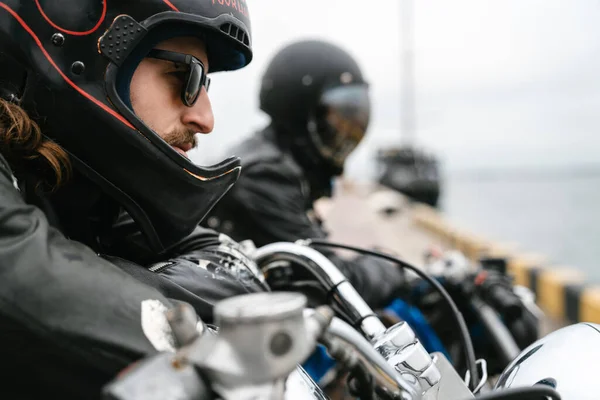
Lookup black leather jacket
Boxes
[104,215,267,323]
[202,126,406,309]
[0,153,178,399]
[0,149,267,399]
[43,171,267,325]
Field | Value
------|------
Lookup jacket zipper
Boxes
[148,261,176,273]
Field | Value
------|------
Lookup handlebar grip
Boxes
[487,285,523,320]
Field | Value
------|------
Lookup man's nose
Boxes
[181,88,214,133]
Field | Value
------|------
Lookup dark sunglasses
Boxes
[147,49,211,107]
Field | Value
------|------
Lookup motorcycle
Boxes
[103,241,564,400]
[402,249,542,377]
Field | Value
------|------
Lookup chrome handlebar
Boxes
[252,241,471,399]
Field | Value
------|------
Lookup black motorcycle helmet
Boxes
[259,39,370,176]
[0,0,252,251]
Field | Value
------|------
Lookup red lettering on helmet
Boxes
[212,0,248,17]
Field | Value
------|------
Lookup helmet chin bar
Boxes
[69,152,241,253]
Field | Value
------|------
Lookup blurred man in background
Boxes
[201,39,407,310]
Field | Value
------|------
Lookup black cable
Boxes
[470,385,561,400]
[306,239,480,390]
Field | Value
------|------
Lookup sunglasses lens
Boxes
[183,63,203,106]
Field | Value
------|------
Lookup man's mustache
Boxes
[162,128,197,149]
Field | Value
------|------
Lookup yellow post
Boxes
[580,286,600,324]
[537,268,584,321]
[507,253,547,287]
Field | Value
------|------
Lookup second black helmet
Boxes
[259,39,370,173]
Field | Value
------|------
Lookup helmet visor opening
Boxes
[310,84,370,168]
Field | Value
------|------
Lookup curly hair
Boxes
[0,98,71,189]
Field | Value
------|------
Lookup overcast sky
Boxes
[190,0,600,179]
